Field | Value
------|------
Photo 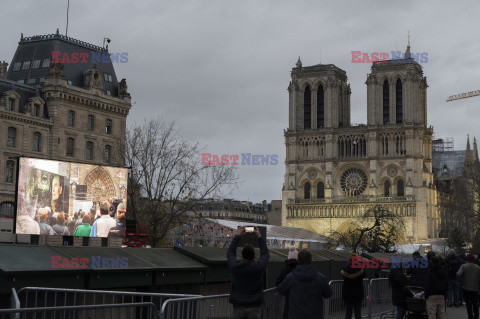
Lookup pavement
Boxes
[445,304,467,318]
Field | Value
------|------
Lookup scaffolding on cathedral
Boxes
[433,137,454,152]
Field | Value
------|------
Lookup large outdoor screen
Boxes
[16,157,128,238]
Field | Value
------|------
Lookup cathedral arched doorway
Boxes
[83,167,116,202]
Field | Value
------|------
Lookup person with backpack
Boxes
[276,246,299,319]
[445,250,462,307]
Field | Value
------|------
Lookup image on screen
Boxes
[16,157,128,238]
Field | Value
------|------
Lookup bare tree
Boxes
[439,170,479,243]
[330,205,406,253]
[125,118,239,247]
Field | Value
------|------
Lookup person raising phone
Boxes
[227,226,269,319]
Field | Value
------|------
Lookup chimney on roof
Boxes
[0,61,8,78]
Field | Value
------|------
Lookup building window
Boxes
[40,77,45,83]
[7,98,14,111]
[397,179,405,197]
[383,80,389,124]
[67,80,72,85]
[384,180,391,197]
[0,202,15,218]
[104,145,111,163]
[7,127,16,147]
[13,62,21,71]
[304,86,311,129]
[317,84,324,128]
[66,137,75,156]
[317,182,325,199]
[17,79,24,84]
[42,59,50,68]
[32,60,41,69]
[104,74,109,81]
[106,90,111,96]
[88,115,94,131]
[86,141,94,160]
[33,104,40,116]
[22,61,31,71]
[304,182,311,199]
[105,119,112,134]
[68,110,75,126]
[108,75,112,82]
[33,132,41,152]
[6,160,15,183]
[396,79,403,124]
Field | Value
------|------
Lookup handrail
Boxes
[17,286,199,299]
[10,288,20,309]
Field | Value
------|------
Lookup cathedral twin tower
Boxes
[281,46,437,241]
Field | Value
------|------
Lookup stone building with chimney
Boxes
[0,30,132,246]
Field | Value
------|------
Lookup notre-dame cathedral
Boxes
[281,45,438,242]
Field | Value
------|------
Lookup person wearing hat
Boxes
[15,204,40,235]
[276,246,299,319]
[457,254,480,319]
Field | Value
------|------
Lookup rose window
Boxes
[340,168,368,197]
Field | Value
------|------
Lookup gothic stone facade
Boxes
[0,31,131,245]
[281,50,438,242]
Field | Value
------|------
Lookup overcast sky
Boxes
[1,0,480,203]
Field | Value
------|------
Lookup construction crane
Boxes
[446,89,480,102]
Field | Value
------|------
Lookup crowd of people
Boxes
[16,198,126,238]
[226,230,480,319]
[389,250,480,319]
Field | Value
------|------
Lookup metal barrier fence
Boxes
[0,302,158,319]
[159,288,281,319]
[10,278,396,319]
[367,278,395,318]
[160,293,231,319]
[326,278,370,319]
[16,287,199,312]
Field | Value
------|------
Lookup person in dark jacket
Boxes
[445,250,462,307]
[278,249,332,319]
[425,256,448,319]
[457,254,480,319]
[407,251,428,288]
[276,246,299,319]
[341,253,365,319]
[227,226,269,319]
[389,267,408,319]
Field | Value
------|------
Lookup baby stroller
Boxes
[405,286,427,319]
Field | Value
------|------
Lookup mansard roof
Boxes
[6,30,120,96]
[0,77,43,114]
